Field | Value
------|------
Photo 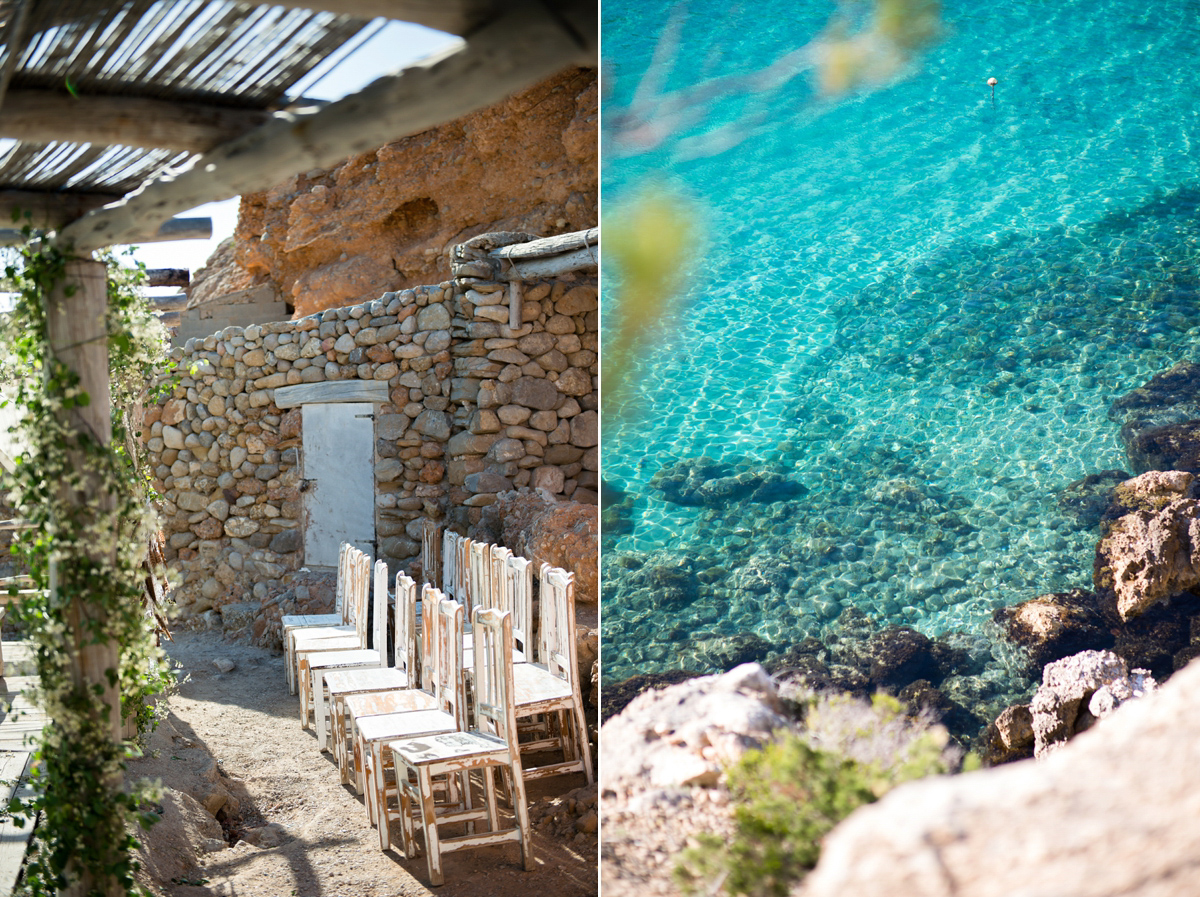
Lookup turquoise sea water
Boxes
[601,0,1200,693]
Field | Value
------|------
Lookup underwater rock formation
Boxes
[650,456,806,507]
[993,589,1111,674]
[1110,361,1200,472]
[1055,469,1130,529]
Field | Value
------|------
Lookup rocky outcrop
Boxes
[1056,469,1130,529]
[993,589,1111,673]
[1094,471,1200,622]
[475,490,598,604]
[796,655,1200,897]
[600,663,789,790]
[233,68,597,317]
[1029,649,1155,758]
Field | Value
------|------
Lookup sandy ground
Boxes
[128,630,597,897]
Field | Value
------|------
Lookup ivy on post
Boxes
[4,234,168,897]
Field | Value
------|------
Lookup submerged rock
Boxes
[1110,361,1200,472]
[1056,469,1130,528]
[993,589,1111,673]
[650,456,807,507]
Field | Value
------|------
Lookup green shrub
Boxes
[676,693,963,897]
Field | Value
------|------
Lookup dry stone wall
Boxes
[145,270,597,630]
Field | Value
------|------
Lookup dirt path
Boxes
[129,630,597,897]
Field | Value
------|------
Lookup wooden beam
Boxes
[0,91,272,153]
[502,245,598,281]
[0,217,210,246]
[262,0,501,37]
[0,189,123,230]
[274,381,389,408]
[57,0,595,254]
[146,269,190,288]
[490,227,598,260]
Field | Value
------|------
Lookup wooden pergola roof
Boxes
[0,0,595,251]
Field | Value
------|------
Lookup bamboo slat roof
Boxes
[0,0,371,208]
[0,0,595,248]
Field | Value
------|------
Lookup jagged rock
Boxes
[1030,649,1155,758]
[863,626,940,689]
[797,656,1200,897]
[993,589,1111,672]
[236,68,597,315]
[1102,469,1195,525]
[475,491,598,604]
[1094,494,1200,621]
[600,663,790,789]
[981,703,1034,765]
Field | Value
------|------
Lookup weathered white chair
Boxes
[301,559,391,738]
[321,570,420,759]
[390,607,533,884]
[502,552,533,663]
[353,597,465,849]
[282,542,353,693]
[467,539,491,622]
[290,547,371,694]
[453,534,471,611]
[510,564,593,784]
[422,519,441,588]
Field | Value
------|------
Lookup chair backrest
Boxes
[369,559,389,653]
[537,563,577,685]
[441,529,457,600]
[393,572,418,682]
[504,554,533,661]
[470,607,520,748]
[454,535,471,611]
[347,548,372,644]
[467,540,492,619]
[421,520,441,588]
[432,594,466,729]
[486,545,512,613]
[335,542,352,622]
[418,583,438,691]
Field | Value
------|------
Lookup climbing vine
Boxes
[2,226,172,896]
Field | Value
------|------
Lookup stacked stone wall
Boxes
[145,271,597,630]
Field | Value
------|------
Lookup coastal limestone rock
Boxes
[1094,493,1200,621]
[1109,361,1200,471]
[1030,649,1155,758]
[993,589,1111,673]
[796,651,1198,897]
[600,663,789,789]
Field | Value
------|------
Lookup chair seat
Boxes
[325,667,410,695]
[312,648,382,670]
[282,613,341,628]
[294,632,360,652]
[511,662,572,708]
[347,689,439,720]
[390,730,506,766]
[358,708,457,743]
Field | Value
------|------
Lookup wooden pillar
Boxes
[44,256,124,897]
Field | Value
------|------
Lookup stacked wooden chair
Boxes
[421,519,441,588]
[282,542,355,694]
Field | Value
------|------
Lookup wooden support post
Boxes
[44,257,124,897]
[508,279,523,330]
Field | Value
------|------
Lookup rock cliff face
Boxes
[228,67,596,317]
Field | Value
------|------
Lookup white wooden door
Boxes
[302,402,374,567]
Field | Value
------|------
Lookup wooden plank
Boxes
[502,245,598,281]
[57,0,595,253]
[0,91,272,153]
[0,751,35,897]
[489,227,598,260]
[0,216,211,246]
[146,269,189,288]
[275,381,389,409]
[0,189,123,230]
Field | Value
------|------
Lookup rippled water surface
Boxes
[602,0,1200,696]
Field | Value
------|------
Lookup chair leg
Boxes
[482,766,499,833]
[334,698,351,785]
[359,730,375,826]
[315,677,329,751]
[372,741,392,851]
[285,631,296,693]
[352,718,366,796]
[419,766,444,886]
[508,761,535,872]
[570,701,595,785]
[298,658,310,726]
